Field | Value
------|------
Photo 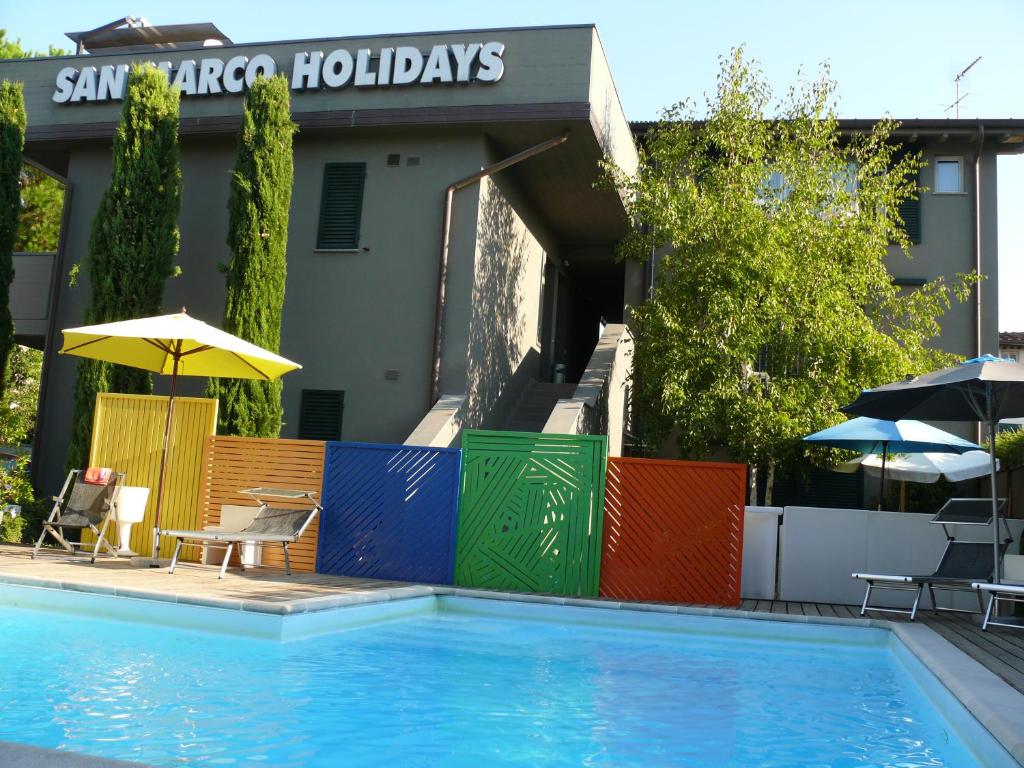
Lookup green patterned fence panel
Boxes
[455,429,608,597]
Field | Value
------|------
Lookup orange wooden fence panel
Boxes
[199,435,326,573]
[600,457,746,606]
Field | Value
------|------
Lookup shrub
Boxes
[0,456,42,543]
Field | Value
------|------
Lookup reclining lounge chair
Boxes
[164,488,320,579]
[974,554,1024,631]
[852,498,1012,621]
[32,469,124,563]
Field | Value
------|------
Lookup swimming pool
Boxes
[0,584,1018,767]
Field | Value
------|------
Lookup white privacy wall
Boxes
[778,506,1024,609]
[742,507,782,600]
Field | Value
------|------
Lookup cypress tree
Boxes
[207,76,296,437]
[67,64,181,469]
[0,81,26,401]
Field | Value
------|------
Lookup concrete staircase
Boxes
[502,380,577,433]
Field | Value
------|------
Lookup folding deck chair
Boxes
[164,488,320,579]
[852,498,1012,621]
[32,469,124,563]
[974,554,1024,631]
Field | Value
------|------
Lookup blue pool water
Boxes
[0,588,1013,767]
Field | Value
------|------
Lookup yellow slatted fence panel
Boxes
[87,393,218,560]
[200,436,325,573]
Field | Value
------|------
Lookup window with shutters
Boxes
[892,148,921,245]
[298,389,344,441]
[316,163,366,250]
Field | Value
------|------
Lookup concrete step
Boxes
[501,380,578,433]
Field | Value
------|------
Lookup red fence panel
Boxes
[600,457,746,606]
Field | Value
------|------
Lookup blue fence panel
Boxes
[316,441,462,584]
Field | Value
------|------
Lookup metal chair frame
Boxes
[31,470,125,563]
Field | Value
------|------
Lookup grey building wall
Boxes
[34,130,493,493]
[8,24,639,493]
[462,173,552,429]
[886,139,1000,360]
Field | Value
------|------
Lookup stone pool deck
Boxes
[3,543,1024,764]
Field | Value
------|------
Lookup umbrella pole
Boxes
[879,443,888,511]
[988,418,1001,584]
[899,481,906,512]
[151,355,179,565]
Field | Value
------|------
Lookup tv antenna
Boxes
[944,56,982,118]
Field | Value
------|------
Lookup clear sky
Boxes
[6,0,1024,330]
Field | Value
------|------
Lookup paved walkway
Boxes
[0,544,410,608]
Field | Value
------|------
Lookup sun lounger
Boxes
[32,469,124,563]
[974,554,1024,631]
[164,488,320,578]
[852,498,1011,621]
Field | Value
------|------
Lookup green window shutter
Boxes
[898,167,922,245]
[892,146,922,245]
[317,163,366,249]
[298,389,344,441]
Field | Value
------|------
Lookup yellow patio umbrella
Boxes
[60,310,301,562]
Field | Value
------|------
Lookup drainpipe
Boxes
[974,124,985,359]
[429,132,570,406]
[973,124,985,445]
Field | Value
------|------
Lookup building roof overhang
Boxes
[630,118,1024,155]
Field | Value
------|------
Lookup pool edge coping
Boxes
[2,572,1023,765]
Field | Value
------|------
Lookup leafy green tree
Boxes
[0,32,66,255]
[207,76,296,437]
[608,49,973,502]
[0,344,42,445]
[67,64,181,469]
[0,80,25,399]
[0,30,66,59]
[15,164,63,252]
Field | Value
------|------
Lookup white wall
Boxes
[742,507,782,600]
[779,505,1024,609]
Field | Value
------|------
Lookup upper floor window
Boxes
[933,157,964,194]
[317,163,367,250]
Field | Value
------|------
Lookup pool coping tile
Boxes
[891,622,1024,765]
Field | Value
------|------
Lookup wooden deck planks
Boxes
[743,597,1024,695]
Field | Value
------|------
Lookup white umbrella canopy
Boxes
[859,450,998,484]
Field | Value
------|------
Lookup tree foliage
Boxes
[0,30,66,59]
[0,31,66,254]
[608,49,973,476]
[15,164,62,252]
[0,80,25,400]
[207,76,296,437]
[995,427,1024,471]
[67,64,181,469]
[0,344,42,445]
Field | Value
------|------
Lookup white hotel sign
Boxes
[52,42,506,103]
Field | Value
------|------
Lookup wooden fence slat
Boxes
[199,435,325,573]
[86,394,218,559]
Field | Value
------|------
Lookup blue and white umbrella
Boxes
[803,416,980,500]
